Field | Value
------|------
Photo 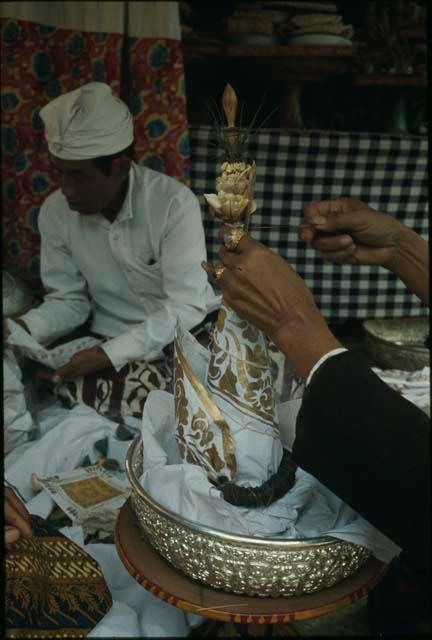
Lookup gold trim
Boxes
[210,327,274,425]
[174,339,237,479]
[225,327,256,388]
[224,227,248,251]
[208,379,274,426]
[214,263,226,280]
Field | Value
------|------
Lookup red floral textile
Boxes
[1,18,190,284]
[125,38,190,183]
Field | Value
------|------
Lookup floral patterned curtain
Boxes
[1,1,189,283]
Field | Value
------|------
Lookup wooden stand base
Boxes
[115,499,387,636]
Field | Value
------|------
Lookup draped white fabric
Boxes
[0,1,180,38]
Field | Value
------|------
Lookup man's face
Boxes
[49,155,123,215]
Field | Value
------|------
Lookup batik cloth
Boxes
[56,355,172,419]
[5,515,112,638]
[54,322,215,419]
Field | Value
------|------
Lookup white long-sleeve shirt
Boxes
[21,162,219,370]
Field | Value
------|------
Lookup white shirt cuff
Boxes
[306,348,348,387]
[16,309,49,344]
[101,336,134,372]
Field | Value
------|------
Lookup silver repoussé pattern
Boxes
[126,437,370,597]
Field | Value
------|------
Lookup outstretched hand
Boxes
[299,197,402,267]
[37,345,112,384]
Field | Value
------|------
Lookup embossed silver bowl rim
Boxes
[126,436,340,549]
[363,317,429,352]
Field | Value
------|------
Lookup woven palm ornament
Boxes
[174,85,297,507]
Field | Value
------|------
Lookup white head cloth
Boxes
[39,82,133,160]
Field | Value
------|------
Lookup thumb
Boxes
[5,526,21,545]
[36,367,67,384]
[52,367,67,384]
[305,209,364,234]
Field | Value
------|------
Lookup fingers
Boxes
[320,244,358,264]
[5,488,32,547]
[52,369,64,384]
[5,488,31,522]
[218,225,252,254]
[5,502,32,539]
[219,245,244,269]
[5,526,21,545]
[298,224,315,244]
[218,225,230,242]
[36,369,59,384]
[304,197,361,220]
[51,360,77,384]
[299,223,355,256]
[303,198,365,233]
[311,234,354,252]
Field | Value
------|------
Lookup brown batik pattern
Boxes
[56,357,171,419]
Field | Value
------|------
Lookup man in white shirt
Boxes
[12,82,217,417]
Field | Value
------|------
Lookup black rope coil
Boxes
[215,448,297,508]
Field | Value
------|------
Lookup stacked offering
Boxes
[129,84,399,598]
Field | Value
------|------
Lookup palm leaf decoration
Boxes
[206,88,275,162]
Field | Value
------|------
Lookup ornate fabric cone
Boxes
[207,304,282,484]
[174,84,292,502]
[174,304,283,487]
[174,323,237,483]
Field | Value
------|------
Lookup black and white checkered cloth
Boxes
[190,127,428,321]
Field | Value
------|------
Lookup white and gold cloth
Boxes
[174,311,283,486]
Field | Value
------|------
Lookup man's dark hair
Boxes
[92,142,135,176]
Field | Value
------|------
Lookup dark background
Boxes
[181,1,427,134]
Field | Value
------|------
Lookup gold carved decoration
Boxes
[174,338,237,480]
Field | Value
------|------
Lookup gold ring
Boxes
[224,227,247,251]
[214,263,227,280]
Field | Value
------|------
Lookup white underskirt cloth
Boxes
[139,390,401,563]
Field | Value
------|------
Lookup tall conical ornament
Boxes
[174,85,295,503]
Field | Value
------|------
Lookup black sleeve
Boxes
[292,351,430,574]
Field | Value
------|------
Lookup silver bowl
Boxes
[363,317,429,371]
[126,436,371,597]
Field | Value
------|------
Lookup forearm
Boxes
[102,298,208,371]
[271,308,342,379]
[386,224,429,305]
[20,297,90,345]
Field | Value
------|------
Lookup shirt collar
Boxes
[115,163,135,224]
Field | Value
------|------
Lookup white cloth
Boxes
[3,348,35,453]
[6,320,101,369]
[4,404,117,501]
[372,365,430,416]
[140,390,400,562]
[85,544,200,637]
[40,82,133,160]
[20,162,219,370]
[279,351,429,449]
[175,320,282,486]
